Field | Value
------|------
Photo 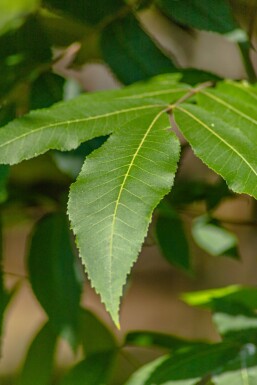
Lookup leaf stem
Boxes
[119,348,142,369]
[2,270,28,279]
[238,41,257,83]
[166,81,214,113]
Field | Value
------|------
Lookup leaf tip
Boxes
[107,305,121,330]
[115,320,121,330]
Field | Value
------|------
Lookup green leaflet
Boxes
[182,285,257,310]
[125,285,257,385]
[214,313,257,338]
[28,213,82,346]
[213,365,257,385]
[18,322,57,385]
[212,333,257,384]
[30,72,65,110]
[155,202,191,271]
[125,343,240,385]
[192,215,238,259]
[124,356,167,385]
[125,330,207,351]
[126,347,257,385]
[79,308,117,355]
[59,351,116,385]
[145,344,240,385]
[181,286,257,384]
[68,110,180,326]
[168,177,231,209]
[182,286,257,329]
[0,0,39,36]
[0,75,188,165]
[0,99,158,165]
[0,15,52,100]
[0,165,9,204]
[157,0,237,33]
[173,83,257,199]
[43,0,123,26]
[101,14,176,84]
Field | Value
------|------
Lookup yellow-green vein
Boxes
[0,104,163,150]
[108,109,167,320]
[176,106,257,179]
[201,91,257,126]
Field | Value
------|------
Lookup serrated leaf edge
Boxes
[68,109,180,327]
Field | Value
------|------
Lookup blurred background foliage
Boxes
[1,0,257,384]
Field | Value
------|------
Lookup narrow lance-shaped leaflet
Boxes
[68,109,180,326]
[0,74,189,165]
[173,85,257,200]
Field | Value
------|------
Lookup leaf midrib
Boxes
[202,90,257,126]
[151,343,238,383]
[108,109,166,304]
[119,87,188,99]
[223,82,257,102]
[0,103,163,150]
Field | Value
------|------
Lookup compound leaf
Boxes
[68,110,180,326]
